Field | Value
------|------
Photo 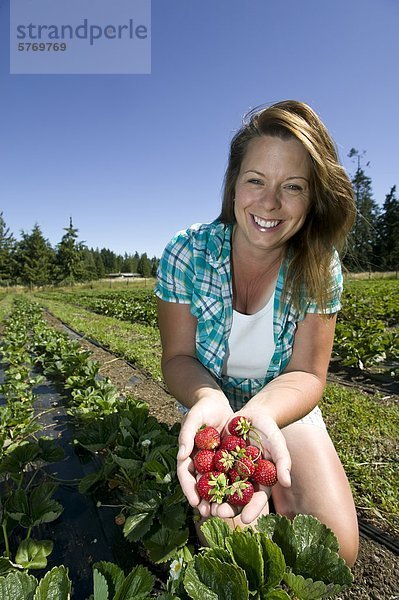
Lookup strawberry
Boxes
[227,467,241,483]
[214,448,235,472]
[196,471,228,503]
[194,425,220,450]
[251,459,278,487]
[228,416,253,439]
[227,480,254,506]
[235,456,256,478]
[220,434,246,452]
[244,445,262,462]
[194,449,216,474]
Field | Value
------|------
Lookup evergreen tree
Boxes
[0,212,17,284]
[93,248,106,278]
[150,256,159,278]
[345,149,379,271]
[55,217,85,284]
[137,252,152,277]
[17,224,55,286]
[100,248,118,273]
[375,185,399,272]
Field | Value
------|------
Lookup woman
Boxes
[155,100,359,566]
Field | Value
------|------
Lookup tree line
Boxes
[1,150,398,286]
[0,216,159,287]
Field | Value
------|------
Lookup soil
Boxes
[43,312,399,600]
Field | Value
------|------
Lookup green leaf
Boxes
[111,455,143,473]
[185,555,249,600]
[79,471,104,494]
[199,517,232,549]
[257,514,297,568]
[283,572,330,600]
[0,571,37,600]
[262,590,291,600]
[37,437,64,463]
[92,562,124,599]
[28,484,63,527]
[15,539,53,570]
[33,566,71,600]
[93,570,109,600]
[123,513,154,543]
[294,546,353,588]
[5,490,29,524]
[258,534,286,592]
[143,526,189,563]
[0,557,19,577]
[113,564,155,600]
[0,442,40,475]
[159,503,187,531]
[225,529,264,592]
[292,515,339,554]
[183,562,218,600]
[76,413,120,451]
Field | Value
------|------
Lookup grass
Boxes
[5,291,399,535]
[322,384,399,533]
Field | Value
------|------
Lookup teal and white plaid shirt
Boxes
[155,219,342,411]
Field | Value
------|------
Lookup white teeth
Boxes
[253,215,281,228]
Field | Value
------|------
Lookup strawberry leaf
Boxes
[292,515,339,554]
[184,555,249,600]
[33,565,71,600]
[113,564,155,600]
[258,535,286,592]
[92,562,125,599]
[0,571,37,600]
[199,517,231,549]
[15,539,53,570]
[225,529,264,591]
[143,526,189,563]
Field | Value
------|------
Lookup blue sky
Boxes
[1,0,398,258]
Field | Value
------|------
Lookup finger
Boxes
[177,410,202,460]
[214,502,240,519]
[239,489,269,524]
[177,456,200,506]
[197,499,212,518]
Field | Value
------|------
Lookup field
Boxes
[0,279,398,599]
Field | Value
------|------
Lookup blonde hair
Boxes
[218,100,356,311]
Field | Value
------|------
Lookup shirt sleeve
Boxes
[154,229,194,304]
[305,250,343,314]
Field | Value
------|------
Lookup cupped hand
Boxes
[207,406,292,524]
[176,395,234,516]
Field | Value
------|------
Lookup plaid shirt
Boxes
[155,219,342,410]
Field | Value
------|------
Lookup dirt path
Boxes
[43,312,399,600]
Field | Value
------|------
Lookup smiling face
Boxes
[233,135,311,258]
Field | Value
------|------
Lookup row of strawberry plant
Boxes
[37,288,158,327]
[333,280,399,372]
[1,298,354,599]
[0,300,65,575]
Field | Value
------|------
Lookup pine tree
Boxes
[0,212,17,284]
[137,252,151,277]
[55,218,86,284]
[345,149,379,272]
[375,186,399,272]
[17,224,55,286]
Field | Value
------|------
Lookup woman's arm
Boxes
[242,312,337,429]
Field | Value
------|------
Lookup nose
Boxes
[260,186,281,210]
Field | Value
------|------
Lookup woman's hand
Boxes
[208,406,292,525]
[176,396,234,517]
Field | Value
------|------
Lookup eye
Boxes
[283,183,304,195]
[247,178,263,185]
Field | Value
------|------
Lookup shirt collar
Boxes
[207,220,233,268]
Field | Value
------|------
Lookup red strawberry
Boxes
[235,456,256,478]
[220,435,246,452]
[196,471,228,503]
[214,448,235,472]
[227,468,241,483]
[251,459,278,487]
[194,425,220,450]
[228,416,252,439]
[244,445,262,462]
[194,449,215,474]
[227,480,254,506]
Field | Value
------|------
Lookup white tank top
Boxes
[222,292,275,379]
